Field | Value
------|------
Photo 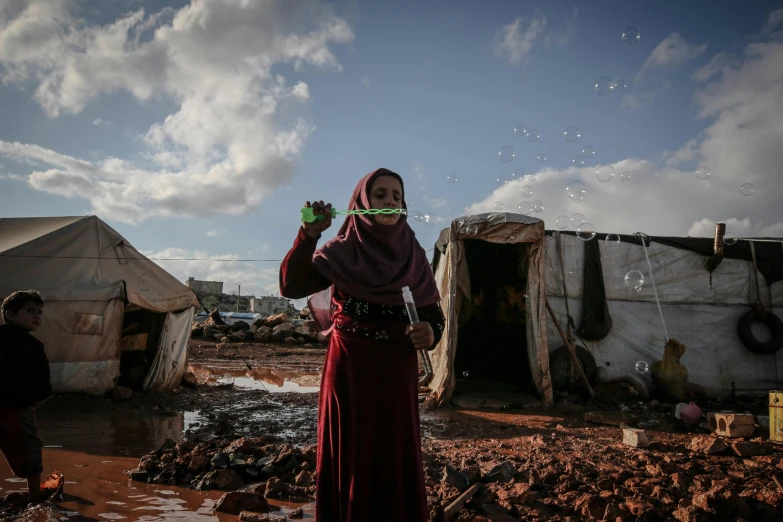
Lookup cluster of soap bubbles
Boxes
[693,166,756,197]
[594,77,627,96]
[413,212,443,228]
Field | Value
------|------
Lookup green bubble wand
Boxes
[300,207,408,223]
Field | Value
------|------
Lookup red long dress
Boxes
[280,228,444,522]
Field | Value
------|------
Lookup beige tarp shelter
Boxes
[429,213,554,408]
[0,216,200,395]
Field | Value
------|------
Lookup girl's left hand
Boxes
[406,322,434,351]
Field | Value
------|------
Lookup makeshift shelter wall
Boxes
[144,308,195,392]
[544,233,783,394]
[429,213,553,407]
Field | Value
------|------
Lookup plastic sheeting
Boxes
[143,307,195,392]
[429,213,553,407]
[545,233,783,395]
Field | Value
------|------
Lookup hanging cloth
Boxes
[577,237,613,341]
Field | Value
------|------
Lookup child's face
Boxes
[7,300,44,331]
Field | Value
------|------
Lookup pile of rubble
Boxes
[126,435,314,519]
[190,310,326,348]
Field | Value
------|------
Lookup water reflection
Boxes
[187,364,320,393]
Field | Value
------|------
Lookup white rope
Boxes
[639,233,669,342]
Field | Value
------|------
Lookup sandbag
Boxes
[650,338,688,402]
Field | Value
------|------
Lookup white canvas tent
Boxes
[0,216,200,395]
[430,213,783,408]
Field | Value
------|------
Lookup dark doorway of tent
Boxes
[451,240,541,409]
[118,306,167,391]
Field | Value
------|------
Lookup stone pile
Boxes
[190,311,326,347]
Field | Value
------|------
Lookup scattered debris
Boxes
[708,412,756,437]
[622,428,650,448]
[689,435,728,455]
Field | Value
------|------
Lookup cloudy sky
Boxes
[1,0,781,300]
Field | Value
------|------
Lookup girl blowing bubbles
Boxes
[280,168,444,522]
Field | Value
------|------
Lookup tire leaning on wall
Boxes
[737,309,783,354]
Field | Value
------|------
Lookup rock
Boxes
[485,461,516,483]
[689,435,728,455]
[287,507,304,519]
[302,319,317,330]
[182,372,199,388]
[254,330,271,342]
[238,513,285,522]
[294,470,314,487]
[220,336,230,343]
[230,331,247,341]
[213,334,225,342]
[188,454,210,474]
[209,309,226,325]
[232,320,250,331]
[265,477,285,498]
[265,313,289,327]
[127,468,148,482]
[575,493,607,519]
[497,483,535,505]
[111,386,133,401]
[303,343,314,348]
[622,428,650,448]
[480,503,517,522]
[272,323,296,341]
[731,441,762,457]
[191,325,204,337]
[284,337,296,345]
[203,326,221,338]
[441,466,470,492]
[201,469,244,491]
[294,326,317,342]
[692,484,751,519]
[213,491,270,515]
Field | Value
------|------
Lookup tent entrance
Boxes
[451,240,540,409]
[118,307,167,391]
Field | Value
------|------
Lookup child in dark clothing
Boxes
[0,290,51,502]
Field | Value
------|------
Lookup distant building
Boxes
[250,295,291,315]
[185,277,223,296]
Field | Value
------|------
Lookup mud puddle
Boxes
[188,364,320,393]
[1,450,314,521]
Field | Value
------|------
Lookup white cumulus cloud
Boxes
[0,0,354,224]
[493,15,547,66]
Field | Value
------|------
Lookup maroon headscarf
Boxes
[308,169,440,329]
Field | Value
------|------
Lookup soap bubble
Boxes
[556,215,570,229]
[623,27,640,44]
[564,126,581,142]
[532,200,545,212]
[537,154,547,162]
[497,175,509,187]
[612,78,627,91]
[463,371,469,377]
[413,212,425,222]
[514,124,526,137]
[566,180,586,201]
[740,183,755,196]
[520,185,534,197]
[527,129,540,142]
[512,168,526,182]
[635,361,649,374]
[446,174,459,184]
[596,164,615,182]
[582,146,595,158]
[625,270,644,292]
[576,223,596,241]
[494,201,504,211]
[695,166,710,180]
[620,171,632,181]
[425,215,439,228]
[523,173,538,183]
[571,213,585,227]
[466,224,478,235]
[605,233,621,245]
[595,77,613,95]
[572,156,585,167]
[499,146,515,163]
[723,232,738,245]
[518,202,532,215]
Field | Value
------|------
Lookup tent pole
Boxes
[545,299,595,398]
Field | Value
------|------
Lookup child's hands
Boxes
[406,322,435,351]
[302,200,332,239]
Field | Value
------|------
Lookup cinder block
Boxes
[707,413,755,438]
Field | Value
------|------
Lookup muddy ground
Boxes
[4,339,783,521]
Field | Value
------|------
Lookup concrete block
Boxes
[707,413,755,438]
[622,428,650,448]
